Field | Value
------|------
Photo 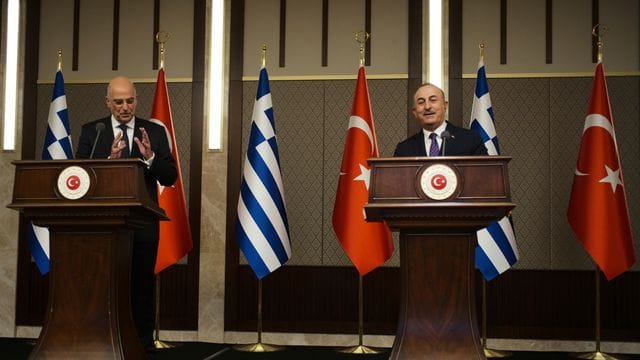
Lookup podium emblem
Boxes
[57,166,90,200]
[420,164,458,200]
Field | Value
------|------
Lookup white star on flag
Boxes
[599,165,622,193]
[353,163,371,190]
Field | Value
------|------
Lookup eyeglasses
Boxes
[110,97,136,106]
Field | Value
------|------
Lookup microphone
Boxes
[89,122,106,159]
[440,131,452,156]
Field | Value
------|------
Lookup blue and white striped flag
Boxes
[28,70,72,274]
[236,66,291,279]
[470,59,519,281]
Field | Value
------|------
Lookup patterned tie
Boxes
[118,124,130,157]
[428,132,440,156]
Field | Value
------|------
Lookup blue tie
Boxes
[118,124,130,157]
[428,132,440,156]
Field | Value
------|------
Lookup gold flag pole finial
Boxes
[592,24,608,63]
[57,49,63,72]
[355,30,370,66]
[479,43,485,62]
[261,44,267,68]
[155,31,171,69]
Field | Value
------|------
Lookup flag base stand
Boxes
[570,351,624,360]
[153,276,181,350]
[153,339,179,349]
[568,269,625,360]
[233,279,285,353]
[336,344,384,354]
[481,280,512,358]
[335,276,386,355]
[233,342,285,352]
[484,347,513,358]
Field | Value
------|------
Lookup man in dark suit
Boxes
[76,76,177,357]
[394,82,487,156]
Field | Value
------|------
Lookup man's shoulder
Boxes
[136,118,165,132]
[446,122,479,137]
[398,131,423,145]
[81,117,110,130]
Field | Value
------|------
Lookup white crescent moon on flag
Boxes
[583,114,613,136]
[575,113,615,177]
[348,115,374,152]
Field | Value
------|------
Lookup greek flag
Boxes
[236,66,291,279]
[470,59,519,281]
[28,70,72,274]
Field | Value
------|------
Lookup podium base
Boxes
[484,347,513,358]
[571,351,625,360]
[233,342,285,352]
[336,344,385,354]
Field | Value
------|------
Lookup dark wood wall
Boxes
[228,266,640,341]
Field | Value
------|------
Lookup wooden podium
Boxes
[9,159,167,359]
[365,156,514,360]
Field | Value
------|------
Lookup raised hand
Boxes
[109,130,128,158]
[133,127,154,160]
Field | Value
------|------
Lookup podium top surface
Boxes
[8,159,167,221]
[365,156,514,230]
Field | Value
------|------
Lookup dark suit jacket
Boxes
[393,121,488,157]
[76,116,178,242]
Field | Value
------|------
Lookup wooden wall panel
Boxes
[228,266,640,341]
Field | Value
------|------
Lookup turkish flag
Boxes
[151,68,193,273]
[567,62,636,280]
[332,66,393,276]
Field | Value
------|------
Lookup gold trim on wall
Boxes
[242,71,640,82]
[36,77,194,85]
[462,71,640,79]
[242,74,410,81]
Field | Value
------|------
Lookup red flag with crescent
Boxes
[332,66,393,276]
[151,68,193,273]
[567,62,636,280]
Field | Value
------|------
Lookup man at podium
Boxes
[394,83,487,157]
[76,76,177,356]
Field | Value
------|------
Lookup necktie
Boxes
[118,124,130,157]
[428,132,440,156]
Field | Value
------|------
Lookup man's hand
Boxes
[109,131,127,159]
[134,127,154,160]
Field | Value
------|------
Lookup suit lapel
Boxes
[414,132,427,156]
[131,123,142,158]
[98,119,115,158]
[443,123,461,156]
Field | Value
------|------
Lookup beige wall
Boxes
[244,0,640,78]
[243,0,408,77]
[462,0,640,75]
[38,0,194,82]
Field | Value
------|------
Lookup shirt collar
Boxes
[422,120,448,138]
[111,115,135,129]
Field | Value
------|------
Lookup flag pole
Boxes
[477,42,511,359]
[234,277,285,352]
[337,275,383,354]
[155,30,170,70]
[151,30,180,351]
[570,24,621,360]
[234,45,284,353]
[335,31,382,355]
[57,49,63,71]
[570,267,620,360]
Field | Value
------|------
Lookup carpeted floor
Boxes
[3,338,639,359]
